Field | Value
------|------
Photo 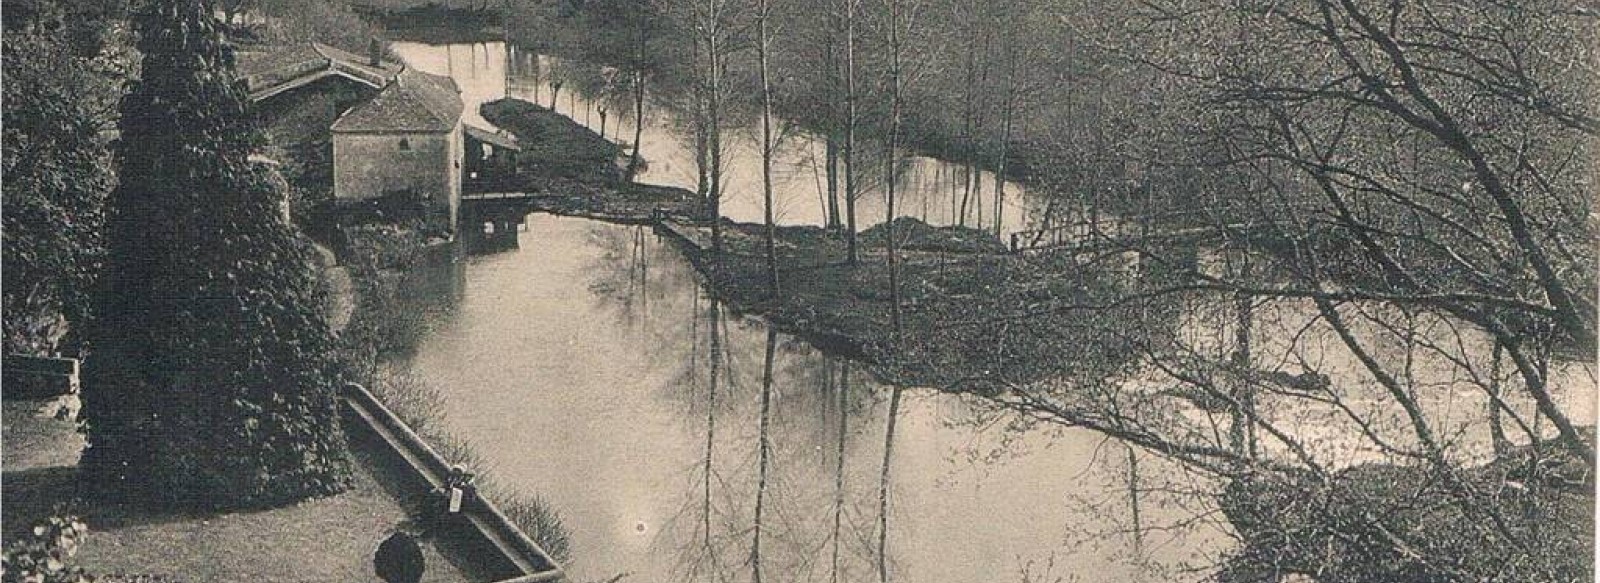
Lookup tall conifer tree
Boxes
[82,0,349,509]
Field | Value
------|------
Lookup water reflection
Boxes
[391,41,1048,236]
[401,214,1229,583]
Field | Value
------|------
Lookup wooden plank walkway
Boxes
[1010,204,1312,254]
[462,192,539,202]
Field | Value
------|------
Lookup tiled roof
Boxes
[235,42,401,100]
[331,68,463,133]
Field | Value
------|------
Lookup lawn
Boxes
[2,399,479,583]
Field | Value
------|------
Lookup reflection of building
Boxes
[237,41,518,229]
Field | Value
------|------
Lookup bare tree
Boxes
[756,0,779,293]
[961,2,1597,579]
[843,0,861,265]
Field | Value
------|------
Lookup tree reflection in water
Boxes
[393,215,1232,583]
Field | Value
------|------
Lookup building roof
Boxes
[464,124,520,151]
[235,42,401,101]
[331,68,463,134]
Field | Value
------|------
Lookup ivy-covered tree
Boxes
[1,2,128,356]
[81,0,350,509]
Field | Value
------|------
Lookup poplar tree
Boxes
[81,0,349,509]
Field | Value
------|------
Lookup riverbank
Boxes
[655,217,1153,390]
[475,97,704,221]
[355,4,504,44]
[480,98,624,185]
[1220,432,1596,582]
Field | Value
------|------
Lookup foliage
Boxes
[500,494,574,565]
[0,4,133,355]
[1,512,91,583]
[858,217,1007,254]
[245,0,385,56]
[80,0,350,510]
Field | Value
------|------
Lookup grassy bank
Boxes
[475,98,704,222]
[480,98,623,185]
[1219,434,1596,582]
[659,217,1156,391]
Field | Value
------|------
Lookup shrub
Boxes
[1,512,91,583]
[499,494,573,565]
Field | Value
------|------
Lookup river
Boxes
[392,41,1042,237]
[383,40,1596,583]
[397,215,1227,582]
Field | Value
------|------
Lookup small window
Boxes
[398,138,411,151]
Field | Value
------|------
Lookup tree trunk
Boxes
[752,327,777,583]
[885,0,905,337]
[831,361,850,583]
[627,69,646,182]
[708,21,725,255]
[843,0,859,265]
[625,16,649,183]
[690,28,711,205]
[826,136,841,230]
[757,0,779,295]
[1230,255,1258,459]
[992,50,1016,236]
[1488,339,1510,457]
[1126,444,1143,554]
[876,384,903,583]
[823,17,843,231]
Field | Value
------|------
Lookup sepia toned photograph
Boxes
[2,0,1595,582]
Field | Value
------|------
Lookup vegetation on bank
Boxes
[476,97,703,221]
[480,98,623,184]
[661,217,1168,387]
[1220,433,1596,583]
[224,0,385,55]
[349,1,502,42]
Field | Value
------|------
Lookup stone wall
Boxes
[332,128,461,226]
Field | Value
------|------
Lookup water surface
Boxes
[401,215,1226,582]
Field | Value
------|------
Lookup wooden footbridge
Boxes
[1008,205,1310,255]
[462,192,541,203]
